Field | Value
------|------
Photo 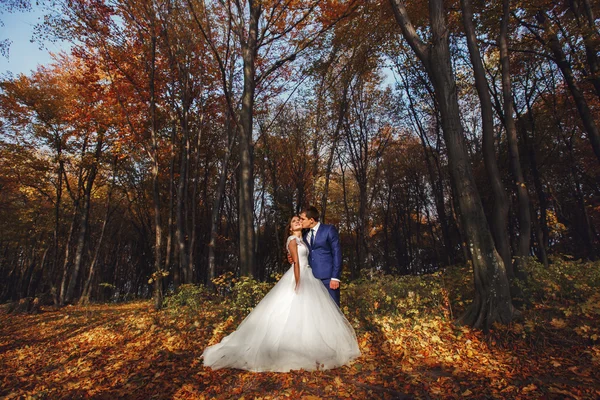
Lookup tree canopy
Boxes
[1,0,599,332]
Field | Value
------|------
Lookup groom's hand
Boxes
[329,280,340,290]
[287,253,293,264]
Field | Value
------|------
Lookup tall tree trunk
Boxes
[500,0,531,277]
[175,119,190,283]
[188,114,204,284]
[390,0,514,330]
[382,189,392,274]
[461,0,512,274]
[357,177,369,270]
[338,152,356,278]
[320,92,347,222]
[422,138,452,265]
[51,140,64,306]
[66,132,104,303]
[166,121,177,287]
[568,0,600,98]
[400,69,452,266]
[523,128,549,267]
[59,134,88,304]
[20,243,38,299]
[519,99,550,267]
[208,113,236,287]
[533,10,600,164]
[237,2,261,278]
[28,247,48,298]
[566,139,597,259]
[80,156,116,305]
[149,32,163,310]
[59,209,78,305]
[255,181,267,281]
[433,122,460,264]
[64,178,90,303]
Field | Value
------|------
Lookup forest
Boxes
[1,0,600,397]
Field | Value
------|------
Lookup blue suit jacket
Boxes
[303,224,342,281]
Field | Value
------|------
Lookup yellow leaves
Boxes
[524,319,537,332]
[511,323,524,334]
[18,185,38,198]
[550,318,567,329]
[575,324,591,335]
[429,386,443,395]
[4,263,600,400]
[443,355,455,363]
[430,334,442,344]
[521,383,538,393]
[211,271,235,287]
[581,293,600,316]
[364,362,377,371]
[148,269,170,284]
[15,347,30,361]
[573,323,599,342]
[548,386,580,397]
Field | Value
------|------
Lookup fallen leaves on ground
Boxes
[1,295,599,400]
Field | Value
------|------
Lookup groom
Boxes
[299,206,342,307]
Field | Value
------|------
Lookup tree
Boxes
[0,66,75,304]
[342,72,393,276]
[0,0,32,58]
[389,0,515,330]
[498,0,531,276]
[460,0,512,275]
[188,0,357,277]
[515,2,600,164]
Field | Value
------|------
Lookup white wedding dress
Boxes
[202,236,360,372]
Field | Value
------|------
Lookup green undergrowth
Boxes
[516,257,600,304]
[162,257,600,338]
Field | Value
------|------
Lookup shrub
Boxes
[162,274,277,318]
[162,284,211,311]
[516,257,600,303]
[344,270,451,324]
[229,277,274,314]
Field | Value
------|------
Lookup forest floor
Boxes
[1,260,600,399]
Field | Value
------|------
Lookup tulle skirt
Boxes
[202,265,360,372]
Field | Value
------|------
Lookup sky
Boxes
[0,6,68,77]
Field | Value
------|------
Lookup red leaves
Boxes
[2,261,600,399]
[0,296,598,399]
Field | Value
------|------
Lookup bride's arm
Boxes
[288,240,300,291]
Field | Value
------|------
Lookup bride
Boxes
[202,216,360,372]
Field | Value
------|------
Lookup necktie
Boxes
[310,229,315,247]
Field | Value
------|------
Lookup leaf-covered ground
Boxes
[1,260,600,399]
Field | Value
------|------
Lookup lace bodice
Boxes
[286,235,309,268]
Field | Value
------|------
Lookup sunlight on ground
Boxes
[1,297,599,399]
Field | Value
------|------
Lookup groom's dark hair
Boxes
[302,206,320,222]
